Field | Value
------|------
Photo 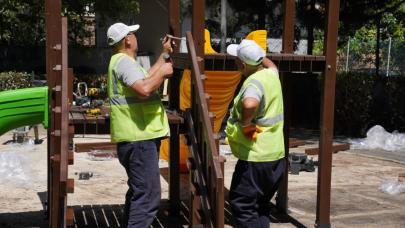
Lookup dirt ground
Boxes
[0,125,404,228]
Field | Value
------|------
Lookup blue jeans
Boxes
[117,139,161,228]
[229,158,286,228]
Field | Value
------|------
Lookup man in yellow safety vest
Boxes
[226,39,285,228]
[106,22,173,227]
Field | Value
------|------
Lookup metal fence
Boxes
[336,37,405,76]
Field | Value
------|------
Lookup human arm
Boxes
[131,62,172,97]
[148,35,173,76]
[262,57,278,71]
[240,97,262,140]
[131,35,174,97]
[240,97,259,127]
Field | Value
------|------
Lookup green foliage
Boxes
[0,0,45,46]
[384,77,405,130]
[94,0,140,23]
[312,29,324,55]
[0,71,33,91]
[334,72,375,136]
[333,72,405,137]
[335,26,404,75]
[381,13,405,40]
[390,40,405,75]
[0,0,140,46]
[347,28,377,68]
[339,0,404,37]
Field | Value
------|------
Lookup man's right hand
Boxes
[159,62,173,78]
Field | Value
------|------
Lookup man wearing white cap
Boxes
[226,39,285,227]
[106,22,173,227]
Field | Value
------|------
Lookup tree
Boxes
[0,0,140,46]
[227,0,278,31]
[296,0,326,55]
[339,0,404,76]
[0,0,45,46]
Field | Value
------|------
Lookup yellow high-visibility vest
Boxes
[226,68,285,161]
[107,53,169,142]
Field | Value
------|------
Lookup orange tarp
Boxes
[160,69,241,171]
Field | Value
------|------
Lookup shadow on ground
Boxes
[0,200,189,228]
[0,199,307,228]
[0,168,308,227]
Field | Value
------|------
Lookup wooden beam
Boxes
[305,144,350,155]
[172,53,326,72]
[75,142,116,152]
[289,138,307,148]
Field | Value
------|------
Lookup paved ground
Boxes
[0,126,404,227]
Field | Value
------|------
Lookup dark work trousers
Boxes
[229,158,286,228]
[117,139,161,228]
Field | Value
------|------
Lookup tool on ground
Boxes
[74,82,89,106]
[87,87,104,109]
[77,172,93,180]
[289,152,315,175]
[88,87,100,97]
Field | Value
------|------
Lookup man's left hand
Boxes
[162,35,173,54]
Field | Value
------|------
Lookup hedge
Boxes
[0,71,33,91]
[1,71,404,137]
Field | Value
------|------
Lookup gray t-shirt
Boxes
[241,68,279,116]
[242,85,262,102]
[114,55,146,87]
[242,68,278,102]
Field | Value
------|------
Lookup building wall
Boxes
[96,0,169,63]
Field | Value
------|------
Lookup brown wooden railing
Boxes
[184,32,225,228]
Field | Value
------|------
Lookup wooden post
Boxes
[277,0,295,213]
[316,0,340,227]
[168,0,182,217]
[192,0,205,57]
[169,0,181,53]
[45,0,62,226]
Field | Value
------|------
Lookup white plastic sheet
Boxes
[350,125,405,151]
[219,145,232,156]
[379,180,405,195]
[0,151,31,187]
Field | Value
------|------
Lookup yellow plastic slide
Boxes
[160,69,241,172]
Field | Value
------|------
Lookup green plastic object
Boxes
[0,86,48,136]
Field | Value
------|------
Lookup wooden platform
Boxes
[69,106,183,135]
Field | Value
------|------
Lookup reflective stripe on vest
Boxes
[239,78,283,127]
[225,68,285,162]
[107,53,169,143]
[256,113,284,126]
[240,78,266,119]
[110,93,160,105]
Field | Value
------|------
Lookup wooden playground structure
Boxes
[44,0,340,227]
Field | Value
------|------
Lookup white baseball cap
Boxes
[107,22,140,46]
[226,39,265,66]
